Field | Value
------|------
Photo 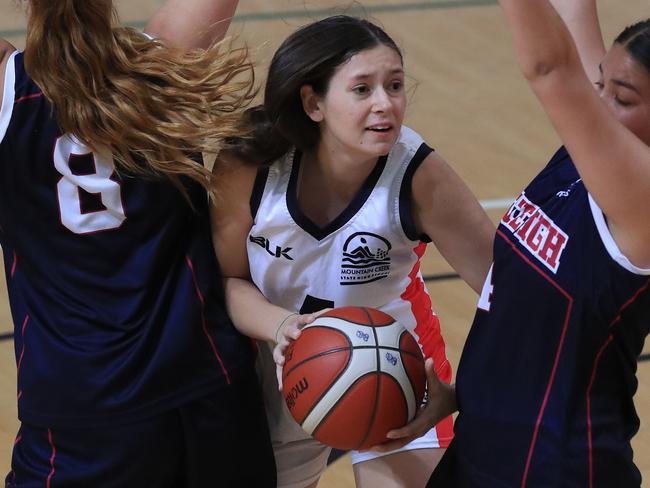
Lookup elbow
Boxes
[520,57,562,82]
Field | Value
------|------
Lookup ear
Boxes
[300,85,324,123]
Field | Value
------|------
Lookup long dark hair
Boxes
[230,15,402,166]
[615,19,650,74]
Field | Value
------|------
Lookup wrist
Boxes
[274,312,297,343]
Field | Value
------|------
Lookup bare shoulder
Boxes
[0,39,17,112]
[411,150,459,195]
[0,39,16,60]
[211,152,263,225]
[213,153,261,202]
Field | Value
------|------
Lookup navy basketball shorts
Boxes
[5,368,276,487]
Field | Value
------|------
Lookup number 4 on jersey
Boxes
[54,134,126,234]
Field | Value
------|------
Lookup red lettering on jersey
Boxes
[501,192,568,273]
[538,226,567,271]
[525,216,549,253]
[503,196,537,233]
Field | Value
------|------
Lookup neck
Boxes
[296,144,379,227]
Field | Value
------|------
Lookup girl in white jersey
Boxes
[211,15,494,488]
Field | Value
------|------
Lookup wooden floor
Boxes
[0,0,648,486]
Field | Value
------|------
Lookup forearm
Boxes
[549,0,604,81]
[225,277,295,343]
[499,0,580,82]
[145,0,239,50]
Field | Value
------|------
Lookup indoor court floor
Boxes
[0,0,648,486]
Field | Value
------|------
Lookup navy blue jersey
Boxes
[0,52,253,428]
[449,147,649,487]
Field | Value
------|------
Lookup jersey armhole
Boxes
[399,143,434,242]
[588,193,650,275]
[249,166,270,220]
[0,51,17,144]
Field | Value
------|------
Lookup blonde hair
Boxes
[24,0,255,196]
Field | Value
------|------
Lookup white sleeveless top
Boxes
[247,126,450,374]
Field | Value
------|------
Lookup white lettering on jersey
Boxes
[501,193,568,273]
[54,135,126,234]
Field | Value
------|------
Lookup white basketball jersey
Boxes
[248,126,449,374]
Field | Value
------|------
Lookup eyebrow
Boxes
[351,68,405,79]
[598,63,641,94]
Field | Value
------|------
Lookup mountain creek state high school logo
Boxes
[340,232,391,285]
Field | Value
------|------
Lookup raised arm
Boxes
[499,0,650,267]
[549,0,605,82]
[145,0,239,50]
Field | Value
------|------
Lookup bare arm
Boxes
[145,0,239,50]
[549,0,605,82]
[412,152,495,294]
[210,159,296,342]
[499,0,650,267]
[211,158,319,388]
[0,39,16,114]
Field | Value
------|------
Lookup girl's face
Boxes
[303,44,406,163]
[597,43,650,146]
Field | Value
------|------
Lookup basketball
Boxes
[282,306,426,451]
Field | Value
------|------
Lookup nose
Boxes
[598,89,617,115]
[371,88,391,112]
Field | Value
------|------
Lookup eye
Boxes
[389,80,403,92]
[352,85,370,95]
[614,95,632,107]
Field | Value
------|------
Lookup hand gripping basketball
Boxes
[363,357,458,453]
[280,306,427,451]
[273,310,323,391]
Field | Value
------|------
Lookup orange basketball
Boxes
[282,306,426,450]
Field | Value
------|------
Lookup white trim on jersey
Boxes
[588,193,650,275]
[0,51,17,145]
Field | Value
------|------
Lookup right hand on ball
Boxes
[273,311,321,391]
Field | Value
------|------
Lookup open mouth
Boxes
[366,125,392,133]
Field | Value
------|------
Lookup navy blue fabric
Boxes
[429,147,648,487]
[0,53,255,428]
[6,368,276,487]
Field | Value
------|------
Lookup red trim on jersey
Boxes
[16,314,29,379]
[14,93,43,104]
[185,256,231,385]
[401,242,453,446]
[11,250,17,278]
[585,277,650,487]
[46,428,56,488]
[608,278,650,329]
[497,230,574,488]
[586,334,613,488]
[16,315,29,402]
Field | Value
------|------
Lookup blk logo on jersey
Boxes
[340,232,391,285]
[501,192,568,273]
[249,235,294,260]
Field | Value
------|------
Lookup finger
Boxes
[273,346,286,366]
[363,436,416,453]
[386,413,431,439]
[276,367,284,391]
[425,357,437,379]
[285,324,302,340]
[313,308,332,318]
